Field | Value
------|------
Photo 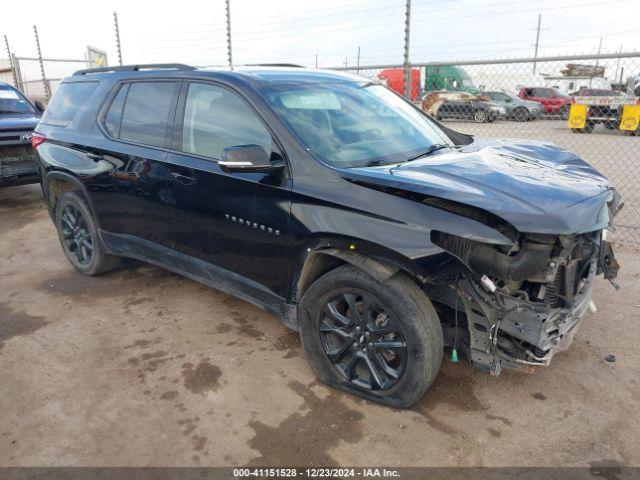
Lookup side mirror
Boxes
[219,144,274,173]
[34,100,46,113]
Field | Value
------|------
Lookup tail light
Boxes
[31,133,46,149]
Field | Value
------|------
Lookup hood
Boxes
[0,114,40,131]
[341,139,620,235]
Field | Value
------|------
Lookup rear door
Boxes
[165,81,293,296]
[89,80,181,244]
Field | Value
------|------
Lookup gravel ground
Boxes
[1,184,639,468]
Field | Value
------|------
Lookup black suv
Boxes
[34,64,621,408]
[1,82,45,188]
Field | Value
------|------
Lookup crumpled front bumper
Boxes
[460,259,598,375]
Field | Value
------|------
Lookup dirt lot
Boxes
[1,183,639,468]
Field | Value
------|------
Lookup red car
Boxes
[518,87,573,118]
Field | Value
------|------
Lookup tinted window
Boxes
[41,81,98,126]
[104,84,128,137]
[181,83,271,159]
[120,81,179,148]
[534,89,550,98]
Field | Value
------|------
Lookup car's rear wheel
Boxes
[298,265,443,408]
[55,191,121,275]
[473,109,488,123]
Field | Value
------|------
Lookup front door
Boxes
[165,81,292,297]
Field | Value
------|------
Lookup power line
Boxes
[216,0,634,43]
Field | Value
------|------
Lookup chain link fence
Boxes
[335,53,640,245]
[3,47,108,104]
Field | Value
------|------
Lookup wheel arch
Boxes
[291,237,428,304]
[43,171,100,228]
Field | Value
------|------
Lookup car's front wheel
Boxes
[473,109,488,123]
[55,191,121,275]
[513,107,529,122]
[298,265,443,408]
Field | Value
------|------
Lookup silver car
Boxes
[482,91,543,121]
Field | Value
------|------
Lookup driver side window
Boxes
[181,83,272,160]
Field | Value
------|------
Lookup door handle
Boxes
[170,172,196,185]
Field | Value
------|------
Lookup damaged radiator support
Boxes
[430,230,615,375]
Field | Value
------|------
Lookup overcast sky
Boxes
[2,0,640,70]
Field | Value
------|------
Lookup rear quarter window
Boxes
[40,81,99,126]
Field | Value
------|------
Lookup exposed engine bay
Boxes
[428,228,619,375]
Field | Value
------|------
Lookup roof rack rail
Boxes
[242,63,305,68]
[73,63,195,76]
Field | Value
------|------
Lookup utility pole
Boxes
[33,25,50,100]
[594,36,603,68]
[356,46,361,74]
[532,14,542,74]
[3,35,18,88]
[403,0,412,99]
[344,57,348,68]
[113,11,123,66]
[315,53,318,68]
[614,44,622,84]
[591,36,603,88]
[225,0,233,69]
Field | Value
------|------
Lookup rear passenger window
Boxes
[104,84,128,137]
[181,83,271,160]
[41,81,98,126]
[118,81,179,148]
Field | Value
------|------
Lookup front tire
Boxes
[298,265,443,408]
[473,109,488,123]
[55,191,121,275]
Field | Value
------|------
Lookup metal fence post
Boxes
[11,54,23,91]
[113,12,123,66]
[33,25,51,100]
[3,35,19,88]
[225,0,233,69]
[403,0,411,99]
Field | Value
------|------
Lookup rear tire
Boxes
[298,265,443,408]
[55,191,121,276]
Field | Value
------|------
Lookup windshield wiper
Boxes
[360,144,457,169]
[406,143,452,161]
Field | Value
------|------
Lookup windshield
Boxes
[0,86,36,114]
[263,83,452,168]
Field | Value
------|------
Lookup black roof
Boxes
[71,63,364,86]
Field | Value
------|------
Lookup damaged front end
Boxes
[429,228,619,375]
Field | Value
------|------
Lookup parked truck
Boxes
[377,68,421,101]
[0,82,44,188]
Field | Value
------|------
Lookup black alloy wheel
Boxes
[318,290,407,391]
[54,191,121,275]
[60,204,94,266]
